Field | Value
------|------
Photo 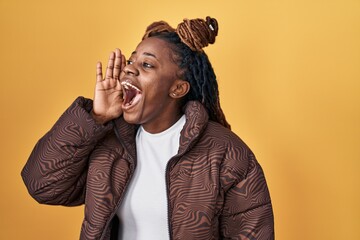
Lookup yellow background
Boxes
[0,0,359,239]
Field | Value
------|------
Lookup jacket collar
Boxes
[113,101,209,157]
[178,101,209,155]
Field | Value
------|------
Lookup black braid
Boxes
[149,31,231,129]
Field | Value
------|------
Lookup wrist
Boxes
[91,110,109,125]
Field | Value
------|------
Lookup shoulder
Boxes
[203,121,252,155]
[203,121,256,189]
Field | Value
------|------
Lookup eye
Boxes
[142,62,153,68]
[126,60,133,65]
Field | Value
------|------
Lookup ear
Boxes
[169,79,190,99]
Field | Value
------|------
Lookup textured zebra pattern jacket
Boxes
[21,97,274,240]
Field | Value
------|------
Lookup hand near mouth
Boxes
[92,48,126,124]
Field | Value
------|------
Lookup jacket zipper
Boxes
[165,141,195,240]
[165,159,174,240]
[99,163,135,240]
[99,127,137,240]
[165,155,184,240]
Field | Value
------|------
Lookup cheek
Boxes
[146,86,169,105]
[145,79,172,100]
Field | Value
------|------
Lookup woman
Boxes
[22,17,274,240]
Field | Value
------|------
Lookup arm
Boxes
[22,48,126,206]
[220,153,274,240]
[21,97,113,206]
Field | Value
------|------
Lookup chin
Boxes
[122,112,141,125]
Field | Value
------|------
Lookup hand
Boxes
[92,48,126,124]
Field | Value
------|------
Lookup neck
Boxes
[142,112,183,134]
[141,111,183,134]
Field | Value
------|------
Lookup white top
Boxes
[117,115,186,240]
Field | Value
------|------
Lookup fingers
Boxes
[98,49,125,82]
[113,49,122,79]
[105,51,115,79]
[96,62,103,82]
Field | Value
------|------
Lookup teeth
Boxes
[121,81,141,92]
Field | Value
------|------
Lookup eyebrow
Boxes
[131,51,157,59]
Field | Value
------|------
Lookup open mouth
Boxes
[121,81,142,108]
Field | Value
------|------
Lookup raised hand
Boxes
[92,48,126,124]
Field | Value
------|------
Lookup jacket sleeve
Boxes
[21,97,113,206]
[220,151,274,240]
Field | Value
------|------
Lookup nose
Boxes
[123,63,139,76]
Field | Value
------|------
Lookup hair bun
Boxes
[176,16,218,52]
[142,21,175,40]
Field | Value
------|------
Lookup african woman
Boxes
[22,17,274,240]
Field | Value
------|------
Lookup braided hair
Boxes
[143,17,231,129]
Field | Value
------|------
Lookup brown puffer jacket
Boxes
[21,97,274,240]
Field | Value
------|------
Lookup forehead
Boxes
[134,37,174,60]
